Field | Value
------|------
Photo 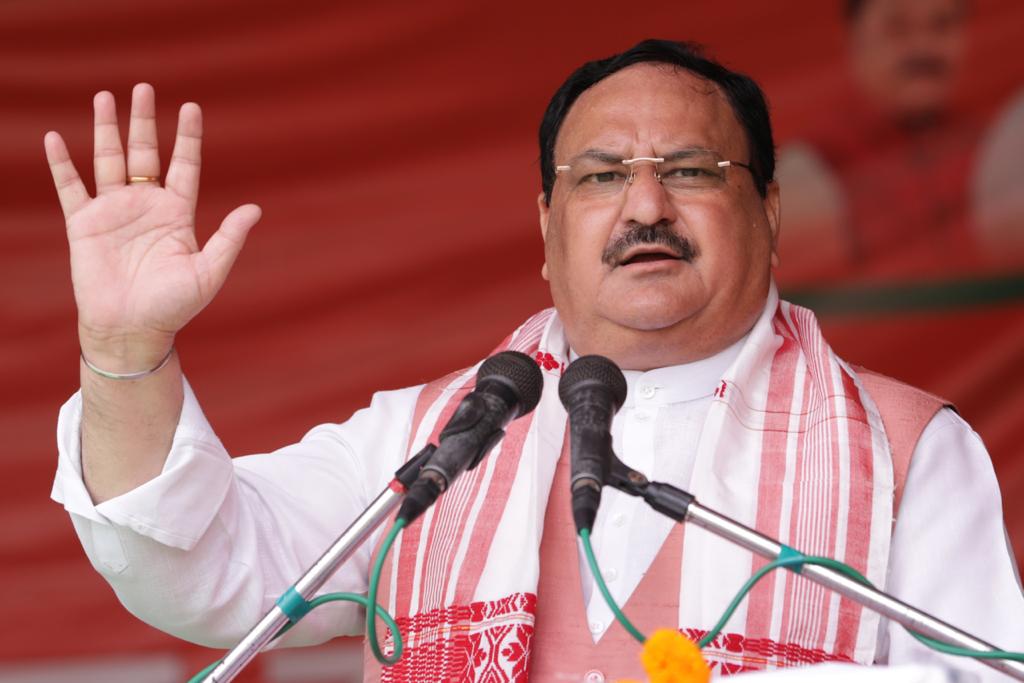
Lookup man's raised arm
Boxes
[44,83,261,503]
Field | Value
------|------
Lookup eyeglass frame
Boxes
[553,149,753,197]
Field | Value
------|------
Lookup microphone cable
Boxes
[187,517,408,681]
[186,580,402,682]
[366,518,407,665]
[579,532,1024,663]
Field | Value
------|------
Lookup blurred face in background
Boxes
[538,63,780,370]
[849,0,967,123]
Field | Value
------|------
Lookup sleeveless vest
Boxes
[362,301,951,681]
[528,369,947,680]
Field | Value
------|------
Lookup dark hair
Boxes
[845,0,867,17]
[539,39,775,203]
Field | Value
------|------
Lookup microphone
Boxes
[558,355,627,534]
[397,350,543,524]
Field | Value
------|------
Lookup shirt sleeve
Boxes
[880,407,1024,681]
[50,375,421,648]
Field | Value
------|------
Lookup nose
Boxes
[620,162,678,227]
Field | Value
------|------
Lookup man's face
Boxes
[538,63,780,370]
[850,0,967,122]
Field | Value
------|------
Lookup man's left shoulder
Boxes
[849,366,961,512]
[849,364,953,418]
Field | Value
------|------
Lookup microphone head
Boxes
[558,355,627,411]
[477,350,544,417]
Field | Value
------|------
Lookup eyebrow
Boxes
[568,149,626,164]
[660,147,716,160]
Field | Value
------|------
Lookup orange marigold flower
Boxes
[639,629,710,683]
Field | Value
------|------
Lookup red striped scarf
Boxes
[366,289,893,680]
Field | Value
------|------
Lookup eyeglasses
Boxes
[554,149,752,200]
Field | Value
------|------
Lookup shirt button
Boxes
[584,670,605,683]
[634,409,651,421]
[612,513,626,527]
[638,384,656,399]
[603,567,618,582]
[589,620,604,634]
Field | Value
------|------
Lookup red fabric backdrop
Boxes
[2,1,1021,680]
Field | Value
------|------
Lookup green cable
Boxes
[186,588,404,681]
[697,551,1024,664]
[187,660,220,683]
[909,632,1024,661]
[579,526,1024,665]
[696,554,854,648]
[366,518,408,665]
[579,528,647,644]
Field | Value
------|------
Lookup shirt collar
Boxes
[623,333,747,407]
[567,330,748,408]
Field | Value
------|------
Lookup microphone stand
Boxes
[200,446,435,683]
[605,458,1024,682]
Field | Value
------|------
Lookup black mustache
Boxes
[601,221,696,266]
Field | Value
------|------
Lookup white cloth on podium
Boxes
[735,662,975,682]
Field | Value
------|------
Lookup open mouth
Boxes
[601,224,696,267]
[619,248,683,266]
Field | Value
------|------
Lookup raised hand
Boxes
[44,83,261,373]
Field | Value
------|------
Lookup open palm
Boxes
[44,84,261,369]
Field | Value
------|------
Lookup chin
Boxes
[619,279,709,323]
[887,82,952,121]
[603,303,695,333]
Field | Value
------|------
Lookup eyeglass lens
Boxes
[560,151,732,199]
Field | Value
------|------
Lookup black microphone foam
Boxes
[559,355,627,533]
[478,350,544,418]
[397,350,543,524]
[558,355,628,409]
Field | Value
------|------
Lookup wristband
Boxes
[81,346,174,380]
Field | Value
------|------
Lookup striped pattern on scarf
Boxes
[368,292,893,681]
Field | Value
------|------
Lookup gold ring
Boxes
[128,176,160,184]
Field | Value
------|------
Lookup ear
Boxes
[537,191,551,281]
[763,180,782,268]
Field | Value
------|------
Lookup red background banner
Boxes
[2,1,1021,680]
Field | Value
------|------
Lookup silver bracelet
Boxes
[80,346,175,380]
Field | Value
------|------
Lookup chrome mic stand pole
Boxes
[201,446,434,683]
[611,465,1024,681]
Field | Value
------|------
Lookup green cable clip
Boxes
[276,586,313,624]
[777,544,807,574]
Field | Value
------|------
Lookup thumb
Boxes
[199,203,261,290]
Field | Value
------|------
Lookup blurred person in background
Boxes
[776,0,1024,286]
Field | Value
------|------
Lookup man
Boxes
[48,40,1023,681]
[776,0,1024,285]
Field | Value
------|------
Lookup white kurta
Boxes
[51,349,1024,680]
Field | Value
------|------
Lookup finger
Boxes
[44,131,91,219]
[126,83,161,182]
[93,90,126,193]
[165,102,202,205]
[198,204,261,288]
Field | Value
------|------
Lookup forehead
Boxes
[854,0,965,32]
[556,62,745,161]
